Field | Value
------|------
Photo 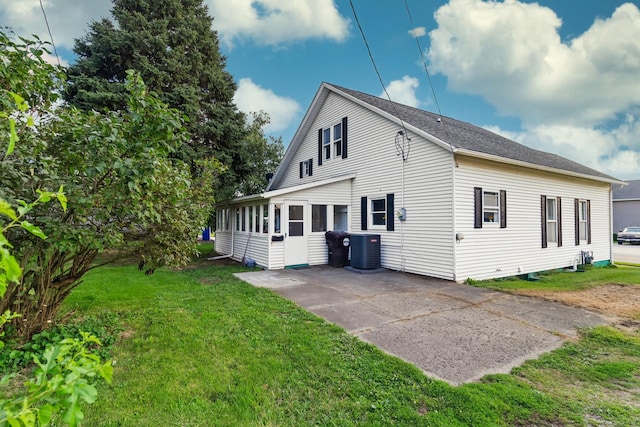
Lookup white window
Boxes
[322,122,343,160]
[334,205,348,231]
[483,191,499,223]
[302,159,311,177]
[254,205,260,232]
[262,204,269,234]
[312,205,327,232]
[546,198,558,243]
[235,208,240,231]
[579,200,588,241]
[333,123,342,158]
[241,207,246,232]
[371,198,386,227]
[323,128,331,160]
[274,205,282,234]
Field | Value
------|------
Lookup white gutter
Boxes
[454,148,627,186]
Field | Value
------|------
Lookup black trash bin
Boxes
[325,231,350,267]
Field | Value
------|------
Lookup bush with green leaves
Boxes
[1,30,220,339]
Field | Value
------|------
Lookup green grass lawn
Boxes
[51,260,640,426]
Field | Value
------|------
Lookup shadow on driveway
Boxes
[235,266,608,385]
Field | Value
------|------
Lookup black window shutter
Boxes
[386,193,395,231]
[541,195,547,248]
[317,128,323,166]
[308,158,313,176]
[474,187,483,229]
[574,198,580,246]
[557,197,563,247]
[361,197,368,230]
[587,200,591,244]
[499,190,507,229]
[341,116,348,159]
[299,161,303,179]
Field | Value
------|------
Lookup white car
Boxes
[617,226,640,245]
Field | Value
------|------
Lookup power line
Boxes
[39,0,61,67]
[403,0,444,123]
[349,0,408,136]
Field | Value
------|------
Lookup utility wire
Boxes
[39,0,61,67]
[403,0,444,123]
[349,0,408,136]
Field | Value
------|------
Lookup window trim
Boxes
[474,187,507,229]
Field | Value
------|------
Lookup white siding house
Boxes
[215,83,624,282]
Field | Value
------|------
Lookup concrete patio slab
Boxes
[235,266,609,385]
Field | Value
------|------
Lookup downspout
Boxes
[609,185,613,265]
[451,151,457,282]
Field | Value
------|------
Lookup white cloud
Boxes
[382,76,421,108]
[234,78,301,134]
[207,0,350,48]
[428,0,640,126]
[0,0,111,49]
[484,116,640,180]
[408,27,426,37]
[429,0,640,178]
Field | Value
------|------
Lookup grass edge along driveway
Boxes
[60,262,640,426]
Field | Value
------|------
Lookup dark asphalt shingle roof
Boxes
[328,83,619,182]
[613,179,640,200]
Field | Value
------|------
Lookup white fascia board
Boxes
[267,84,331,191]
[219,173,357,207]
[328,85,454,153]
[454,148,627,186]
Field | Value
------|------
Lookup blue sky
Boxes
[2,0,639,179]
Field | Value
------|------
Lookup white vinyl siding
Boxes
[454,156,611,281]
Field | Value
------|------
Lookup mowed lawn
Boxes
[61,251,640,426]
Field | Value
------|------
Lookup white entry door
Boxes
[284,201,308,266]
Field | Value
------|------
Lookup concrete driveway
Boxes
[235,266,607,385]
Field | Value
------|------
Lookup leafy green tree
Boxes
[1,31,219,339]
[63,0,279,200]
[233,112,284,197]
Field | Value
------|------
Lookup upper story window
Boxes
[318,117,347,165]
[333,123,342,158]
[323,128,331,160]
[299,159,313,178]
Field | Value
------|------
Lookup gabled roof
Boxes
[613,179,640,200]
[269,82,623,190]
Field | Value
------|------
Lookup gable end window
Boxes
[474,187,507,229]
[574,199,591,245]
[317,117,348,164]
[299,158,313,178]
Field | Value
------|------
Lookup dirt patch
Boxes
[516,284,640,329]
[199,276,221,285]
[120,330,136,339]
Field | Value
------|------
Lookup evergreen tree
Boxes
[64,0,268,200]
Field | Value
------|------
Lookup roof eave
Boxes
[218,173,357,206]
[454,148,626,185]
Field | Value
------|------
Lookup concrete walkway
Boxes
[235,266,608,385]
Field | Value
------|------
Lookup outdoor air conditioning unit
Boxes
[350,234,381,270]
